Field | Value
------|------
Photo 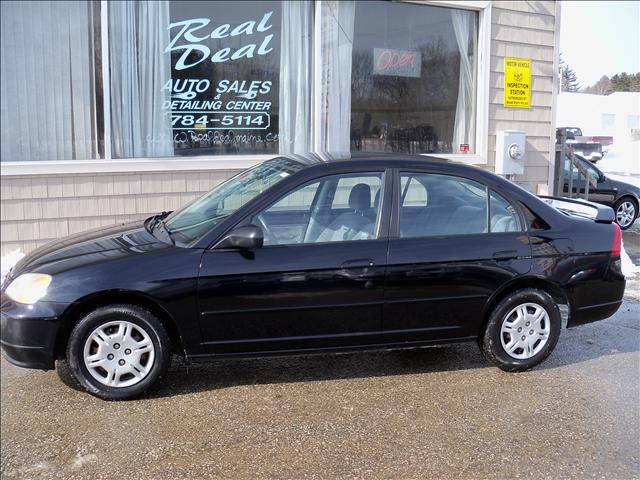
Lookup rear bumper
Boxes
[569,299,624,327]
[566,260,626,328]
[0,298,68,370]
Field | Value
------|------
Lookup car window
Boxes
[490,191,522,232]
[165,157,303,244]
[332,176,382,209]
[401,176,428,207]
[269,183,320,211]
[399,172,488,238]
[564,154,600,182]
[255,172,384,246]
[518,202,550,231]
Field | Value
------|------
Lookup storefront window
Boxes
[0,0,100,161]
[349,1,478,154]
[108,0,314,158]
[1,0,480,163]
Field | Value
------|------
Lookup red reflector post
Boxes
[612,222,622,257]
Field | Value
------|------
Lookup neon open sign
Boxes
[372,48,421,78]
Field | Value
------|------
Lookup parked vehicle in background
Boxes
[0,153,626,400]
[561,127,613,163]
[565,127,614,148]
[563,152,640,229]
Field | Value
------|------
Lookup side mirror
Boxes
[213,225,264,250]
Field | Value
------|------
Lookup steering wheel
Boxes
[254,214,274,245]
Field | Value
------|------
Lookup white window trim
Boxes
[410,0,491,165]
[100,0,113,161]
[1,0,491,177]
[0,156,270,176]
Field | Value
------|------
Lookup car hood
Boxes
[10,221,168,276]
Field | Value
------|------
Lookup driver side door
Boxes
[196,170,391,355]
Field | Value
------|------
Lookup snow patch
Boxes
[621,239,640,278]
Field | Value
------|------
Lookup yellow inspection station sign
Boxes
[504,57,532,108]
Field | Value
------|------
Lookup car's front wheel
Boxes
[65,304,171,400]
[480,289,561,372]
[614,197,637,230]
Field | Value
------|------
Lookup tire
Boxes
[55,359,83,392]
[65,304,171,400]
[480,289,561,372]
[614,197,637,230]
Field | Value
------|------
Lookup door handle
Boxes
[492,250,518,261]
[341,258,375,270]
[340,258,375,280]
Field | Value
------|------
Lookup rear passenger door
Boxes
[383,171,532,342]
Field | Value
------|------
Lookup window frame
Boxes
[393,169,489,239]
[391,168,526,239]
[195,164,393,249]
[249,170,389,248]
[1,0,490,176]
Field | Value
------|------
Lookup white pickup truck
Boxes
[562,127,614,163]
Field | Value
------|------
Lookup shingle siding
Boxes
[0,171,238,255]
[488,0,559,193]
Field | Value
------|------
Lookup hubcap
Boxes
[500,303,550,360]
[616,201,636,228]
[82,321,155,388]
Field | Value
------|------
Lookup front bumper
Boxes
[0,298,69,370]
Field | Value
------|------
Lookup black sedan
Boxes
[563,152,640,229]
[1,153,626,400]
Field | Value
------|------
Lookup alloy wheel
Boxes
[500,302,550,360]
[82,321,155,388]
[616,201,636,228]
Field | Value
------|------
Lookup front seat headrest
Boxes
[349,183,371,212]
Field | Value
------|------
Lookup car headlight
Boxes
[5,273,52,304]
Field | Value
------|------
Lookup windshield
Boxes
[164,158,304,245]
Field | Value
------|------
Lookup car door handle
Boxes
[340,259,375,278]
[492,250,518,261]
[341,258,375,268]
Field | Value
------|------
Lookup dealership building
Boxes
[0,0,560,255]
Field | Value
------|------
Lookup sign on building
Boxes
[504,57,531,108]
[373,48,421,78]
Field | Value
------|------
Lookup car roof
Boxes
[280,151,459,168]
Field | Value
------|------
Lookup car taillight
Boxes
[612,222,622,257]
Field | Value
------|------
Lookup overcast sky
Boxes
[560,0,640,87]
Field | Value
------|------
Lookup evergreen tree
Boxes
[610,72,640,92]
[559,54,581,92]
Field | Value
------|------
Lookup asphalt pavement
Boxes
[1,234,639,479]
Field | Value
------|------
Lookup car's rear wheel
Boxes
[614,197,637,230]
[65,304,171,400]
[480,289,561,372]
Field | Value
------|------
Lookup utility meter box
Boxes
[495,130,526,175]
